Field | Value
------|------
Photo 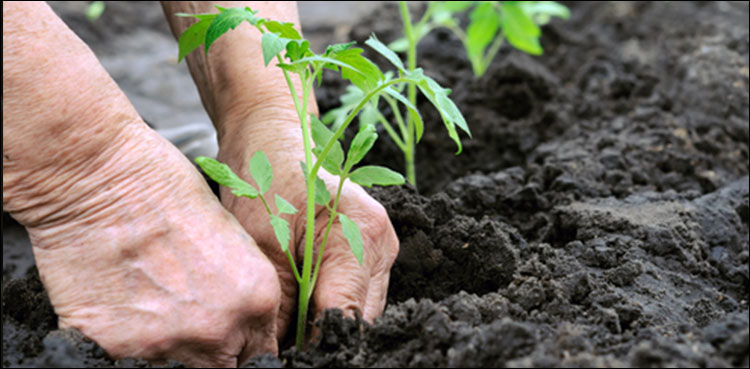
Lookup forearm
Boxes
[161,1,318,144]
[2,1,144,226]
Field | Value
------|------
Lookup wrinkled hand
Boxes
[216,112,399,343]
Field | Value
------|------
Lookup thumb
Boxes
[310,231,370,327]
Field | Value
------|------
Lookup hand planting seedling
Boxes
[325,1,565,186]
[176,5,469,349]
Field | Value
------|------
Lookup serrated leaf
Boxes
[195,156,259,198]
[263,20,301,39]
[285,39,311,61]
[387,37,409,52]
[411,75,466,154]
[349,166,405,187]
[270,214,291,252]
[177,15,215,62]
[365,34,405,73]
[346,124,377,171]
[321,85,366,130]
[501,2,543,55]
[436,93,470,137]
[261,32,288,66]
[249,151,273,194]
[289,55,360,74]
[442,1,475,12]
[466,2,501,63]
[339,213,364,265]
[205,7,260,53]
[332,48,384,93]
[310,115,344,175]
[314,176,331,206]
[383,86,424,142]
[325,41,357,56]
[519,1,570,24]
[359,105,379,128]
[275,194,297,215]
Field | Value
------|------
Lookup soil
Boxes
[3,1,749,368]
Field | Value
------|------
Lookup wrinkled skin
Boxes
[3,1,398,367]
[163,0,399,344]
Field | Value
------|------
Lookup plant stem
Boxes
[478,33,505,77]
[400,1,418,187]
[276,56,316,350]
[309,175,346,291]
[376,112,407,151]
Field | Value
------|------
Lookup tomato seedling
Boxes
[325,1,567,187]
[176,5,468,349]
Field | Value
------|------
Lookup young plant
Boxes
[325,2,567,187]
[391,1,570,77]
[175,5,469,349]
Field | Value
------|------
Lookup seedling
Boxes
[176,5,468,349]
[325,1,567,186]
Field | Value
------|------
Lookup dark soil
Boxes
[3,1,749,367]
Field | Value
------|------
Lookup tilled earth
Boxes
[3,1,749,367]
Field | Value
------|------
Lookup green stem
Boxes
[309,174,346,292]
[259,194,301,283]
[400,1,418,186]
[276,55,316,350]
[479,33,505,77]
[297,71,318,350]
[383,94,409,143]
[376,112,407,151]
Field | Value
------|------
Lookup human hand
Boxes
[216,108,400,343]
[4,3,283,363]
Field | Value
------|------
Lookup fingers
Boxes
[311,231,371,319]
[310,194,400,328]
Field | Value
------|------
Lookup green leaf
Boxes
[85,1,105,21]
[519,1,570,25]
[194,156,259,198]
[261,32,287,66]
[501,2,543,55]
[466,2,501,64]
[436,92,470,137]
[275,194,297,215]
[442,1,475,12]
[387,37,409,53]
[289,55,360,75]
[311,115,344,175]
[365,34,405,73]
[325,41,357,56]
[332,48,384,93]
[205,7,260,53]
[284,39,311,61]
[345,124,377,171]
[249,151,273,194]
[339,213,364,265]
[175,13,217,20]
[177,15,216,62]
[263,20,301,39]
[270,214,291,252]
[406,71,469,154]
[349,166,405,187]
[321,85,366,130]
[383,86,424,142]
[314,176,331,206]
[359,105,379,128]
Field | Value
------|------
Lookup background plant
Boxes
[324,1,567,187]
[176,5,468,350]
